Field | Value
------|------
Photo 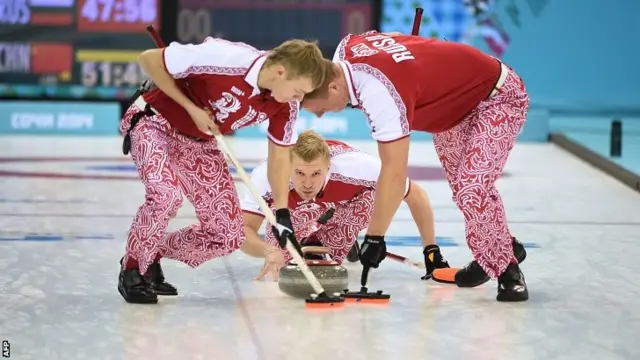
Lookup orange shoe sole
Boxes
[431,267,460,284]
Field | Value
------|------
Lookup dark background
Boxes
[0,0,382,108]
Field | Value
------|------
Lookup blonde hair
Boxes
[303,60,341,101]
[265,39,326,89]
[291,130,330,163]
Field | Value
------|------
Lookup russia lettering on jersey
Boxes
[347,34,415,64]
[332,33,415,144]
[334,31,502,138]
[364,34,415,63]
[240,141,410,217]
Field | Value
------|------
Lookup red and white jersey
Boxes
[333,31,501,139]
[142,37,298,144]
[241,140,410,217]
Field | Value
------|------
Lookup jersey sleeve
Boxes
[334,151,410,196]
[352,65,415,143]
[267,101,299,146]
[240,160,271,216]
[333,35,349,62]
[162,37,258,78]
[332,31,380,62]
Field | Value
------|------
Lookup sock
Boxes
[420,245,441,280]
[125,256,139,270]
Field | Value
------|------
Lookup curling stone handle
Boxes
[317,207,335,225]
[300,208,336,242]
[301,246,331,255]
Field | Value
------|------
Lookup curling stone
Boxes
[278,246,349,298]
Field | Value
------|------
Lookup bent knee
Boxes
[144,187,183,217]
[452,180,494,200]
[200,211,244,237]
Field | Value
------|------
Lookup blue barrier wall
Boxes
[0,101,121,136]
[492,0,640,113]
[0,101,548,141]
[233,108,548,142]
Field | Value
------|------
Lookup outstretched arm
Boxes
[239,161,280,256]
[267,140,292,210]
[402,181,436,247]
[239,162,287,281]
[240,212,272,257]
[240,212,286,281]
[266,102,299,210]
[366,137,411,235]
[343,61,416,269]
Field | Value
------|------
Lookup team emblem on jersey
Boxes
[231,106,268,130]
[350,43,378,58]
[210,92,242,122]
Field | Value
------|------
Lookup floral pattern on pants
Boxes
[433,68,530,279]
[120,107,244,275]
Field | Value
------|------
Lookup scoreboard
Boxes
[176,0,372,59]
[0,0,374,101]
[0,0,160,100]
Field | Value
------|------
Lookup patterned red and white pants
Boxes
[433,68,530,279]
[120,106,244,275]
[264,189,375,264]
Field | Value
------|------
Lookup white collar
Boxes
[335,60,358,106]
[244,54,268,97]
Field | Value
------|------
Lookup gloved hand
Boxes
[271,209,301,255]
[359,235,387,268]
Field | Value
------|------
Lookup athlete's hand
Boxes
[187,106,219,135]
[359,235,387,268]
[254,247,286,281]
[271,208,304,258]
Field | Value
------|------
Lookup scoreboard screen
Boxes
[0,0,374,100]
[0,0,160,100]
[176,0,373,56]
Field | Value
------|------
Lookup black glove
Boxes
[359,235,387,268]
[271,209,301,254]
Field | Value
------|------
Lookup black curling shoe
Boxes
[145,262,178,296]
[455,237,527,288]
[118,267,158,304]
[496,263,529,302]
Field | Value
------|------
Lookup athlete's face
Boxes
[290,154,330,201]
[270,66,315,103]
[300,81,350,118]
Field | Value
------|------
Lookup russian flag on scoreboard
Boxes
[28,0,74,25]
